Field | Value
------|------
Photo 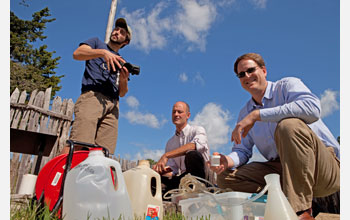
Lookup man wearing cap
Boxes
[61,18,133,155]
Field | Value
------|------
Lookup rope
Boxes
[163,173,231,200]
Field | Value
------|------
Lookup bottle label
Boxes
[145,204,160,220]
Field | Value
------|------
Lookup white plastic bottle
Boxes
[264,174,299,220]
[123,160,163,220]
[210,152,221,166]
[62,148,133,220]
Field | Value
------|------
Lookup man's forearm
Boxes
[73,45,106,61]
[118,77,128,97]
[165,143,196,159]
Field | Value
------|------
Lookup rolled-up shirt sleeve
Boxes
[191,126,208,152]
[260,77,321,124]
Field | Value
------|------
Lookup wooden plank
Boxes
[11,91,27,129]
[48,96,63,135]
[10,154,20,194]
[38,87,52,134]
[11,103,72,121]
[10,88,20,121]
[27,91,44,132]
[19,89,38,130]
[56,99,74,156]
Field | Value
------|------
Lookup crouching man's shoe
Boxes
[297,208,315,220]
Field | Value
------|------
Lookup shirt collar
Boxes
[175,124,190,137]
[248,81,273,111]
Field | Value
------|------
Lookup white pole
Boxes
[105,0,118,43]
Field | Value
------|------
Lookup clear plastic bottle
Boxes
[264,174,299,220]
[62,148,133,220]
[123,160,163,220]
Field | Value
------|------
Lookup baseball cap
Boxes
[115,18,132,42]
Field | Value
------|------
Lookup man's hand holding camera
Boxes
[102,50,126,72]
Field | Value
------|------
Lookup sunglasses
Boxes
[236,66,259,78]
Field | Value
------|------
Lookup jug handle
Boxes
[107,160,121,191]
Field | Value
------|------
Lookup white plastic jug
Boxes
[263,173,299,220]
[62,148,133,220]
[123,160,163,220]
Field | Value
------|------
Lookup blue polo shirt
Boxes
[80,37,120,100]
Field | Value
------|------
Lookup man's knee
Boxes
[216,172,228,189]
[185,150,203,160]
[275,118,308,139]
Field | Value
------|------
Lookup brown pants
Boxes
[217,118,340,213]
[69,91,119,154]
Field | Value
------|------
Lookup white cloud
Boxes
[120,2,171,53]
[124,110,166,129]
[320,89,339,118]
[174,0,217,51]
[179,72,188,82]
[126,96,139,109]
[179,72,205,85]
[120,0,220,52]
[194,72,205,85]
[134,149,165,162]
[250,0,267,9]
[189,103,232,150]
[217,0,237,7]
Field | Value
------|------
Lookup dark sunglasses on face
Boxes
[236,66,259,78]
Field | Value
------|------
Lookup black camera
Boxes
[122,62,140,75]
[110,61,140,76]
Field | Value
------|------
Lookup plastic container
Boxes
[263,174,298,220]
[18,174,37,195]
[62,148,133,220]
[210,152,221,166]
[179,191,265,220]
[123,160,163,220]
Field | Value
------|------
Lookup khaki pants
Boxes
[69,91,119,154]
[217,118,340,213]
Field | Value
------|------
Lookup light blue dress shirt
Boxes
[228,77,340,168]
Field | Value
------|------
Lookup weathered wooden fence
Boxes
[10,87,74,194]
[10,87,216,196]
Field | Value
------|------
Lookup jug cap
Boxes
[213,152,220,156]
[90,147,103,151]
[138,160,150,167]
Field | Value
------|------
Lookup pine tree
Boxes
[10,7,63,98]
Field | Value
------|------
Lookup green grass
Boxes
[10,199,60,220]
[10,200,212,220]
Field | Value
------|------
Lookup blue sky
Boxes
[9,0,342,163]
[5,0,350,218]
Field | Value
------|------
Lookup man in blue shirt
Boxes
[61,18,132,155]
[210,53,339,220]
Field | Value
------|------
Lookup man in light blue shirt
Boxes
[210,53,339,220]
